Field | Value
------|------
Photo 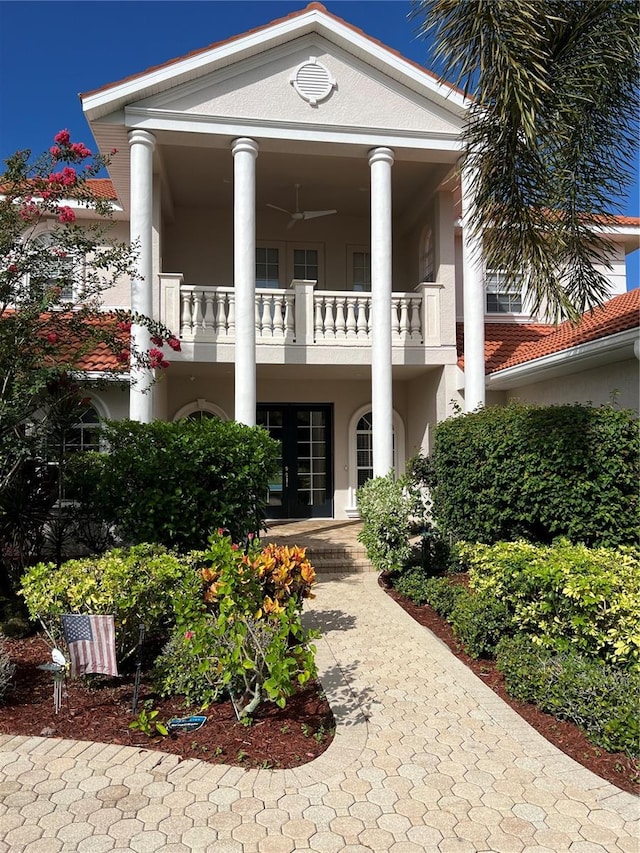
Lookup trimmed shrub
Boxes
[496,635,640,757]
[20,544,200,661]
[0,635,15,702]
[394,568,433,605]
[67,418,280,552]
[420,403,639,547]
[459,540,640,668]
[421,577,468,617]
[449,592,513,659]
[357,474,421,574]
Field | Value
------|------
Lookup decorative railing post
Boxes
[159,273,183,337]
[415,281,442,346]
[292,279,314,344]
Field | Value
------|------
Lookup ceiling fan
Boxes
[266,183,337,230]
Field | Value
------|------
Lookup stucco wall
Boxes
[506,358,639,413]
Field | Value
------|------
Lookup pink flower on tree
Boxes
[70,142,92,159]
[117,320,132,333]
[150,335,164,346]
[54,129,71,145]
[49,146,62,159]
[46,332,58,344]
[149,347,169,369]
[167,336,181,352]
[57,206,75,224]
[184,631,195,641]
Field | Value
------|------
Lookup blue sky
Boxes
[1,0,637,285]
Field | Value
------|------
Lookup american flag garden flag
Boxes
[61,615,119,678]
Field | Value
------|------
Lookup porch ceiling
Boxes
[167,361,438,383]
[159,140,456,217]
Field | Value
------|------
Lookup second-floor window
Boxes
[256,247,280,288]
[293,249,318,281]
[485,270,523,314]
[351,250,371,292]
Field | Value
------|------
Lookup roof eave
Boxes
[81,5,468,124]
[486,327,639,390]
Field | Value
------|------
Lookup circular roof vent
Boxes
[290,57,336,106]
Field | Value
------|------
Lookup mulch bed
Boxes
[379,572,639,796]
[1,584,638,795]
[0,633,334,769]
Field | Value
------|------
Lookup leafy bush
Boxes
[154,531,317,716]
[357,474,422,574]
[460,540,640,668]
[0,635,15,701]
[496,635,640,757]
[449,592,513,659]
[394,568,434,605]
[420,403,639,547]
[20,544,198,661]
[420,577,468,618]
[68,418,280,552]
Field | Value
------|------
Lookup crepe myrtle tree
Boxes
[0,130,180,584]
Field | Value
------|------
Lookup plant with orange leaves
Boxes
[156,530,318,717]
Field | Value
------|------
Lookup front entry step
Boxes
[264,520,375,574]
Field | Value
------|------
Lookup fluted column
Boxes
[369,147,394,477]
[461,162,486,412]
[232,137,259,426]
[128,129,156,423]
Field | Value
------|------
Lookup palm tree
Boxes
[411,0,639,320]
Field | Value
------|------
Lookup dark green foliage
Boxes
[449,592,513,659]
[420,403,639,547]
[420,577,468,618]
[394,568,433,605]
[496,635,640,757]
[68,419,280,552]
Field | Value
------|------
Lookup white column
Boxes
[128,129,156,423]
[461,161,486,412]
[232,137,258,426]
[369,147,394,477]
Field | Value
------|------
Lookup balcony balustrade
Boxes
[160,275,443,352]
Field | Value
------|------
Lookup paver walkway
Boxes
[0,573,637,852]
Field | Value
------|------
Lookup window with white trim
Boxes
[355,411,396,489]
[348,246,371,292]
[293,248,318,281]
[485,270,523,313]
[256,247,281,289]
[32,232,78,301]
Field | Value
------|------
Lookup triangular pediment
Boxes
[133,35,462,137]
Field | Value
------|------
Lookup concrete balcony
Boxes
[160,274,446,364]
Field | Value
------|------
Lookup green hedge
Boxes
[420,403,639,547]
[496,635,640,757]
[460,540,640,668]
[68,418,280,552]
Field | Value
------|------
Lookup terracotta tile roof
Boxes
[458,289,640,375]
[80,2,453,101]
[457,323,555,372]
[85,179,118,201]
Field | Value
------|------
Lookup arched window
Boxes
[64,405,102,453]
[420,226,435,283]
[172,400,229,422]
[347,406,406,517]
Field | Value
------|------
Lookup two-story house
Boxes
[38,2,640,520]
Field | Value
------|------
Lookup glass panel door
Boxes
[257,404,332,518]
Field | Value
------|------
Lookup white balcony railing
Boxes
[160,275,442,348]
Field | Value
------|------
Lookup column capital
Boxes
[231,137,259,158]
[128,129,156,150]
[368,146,394,167]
